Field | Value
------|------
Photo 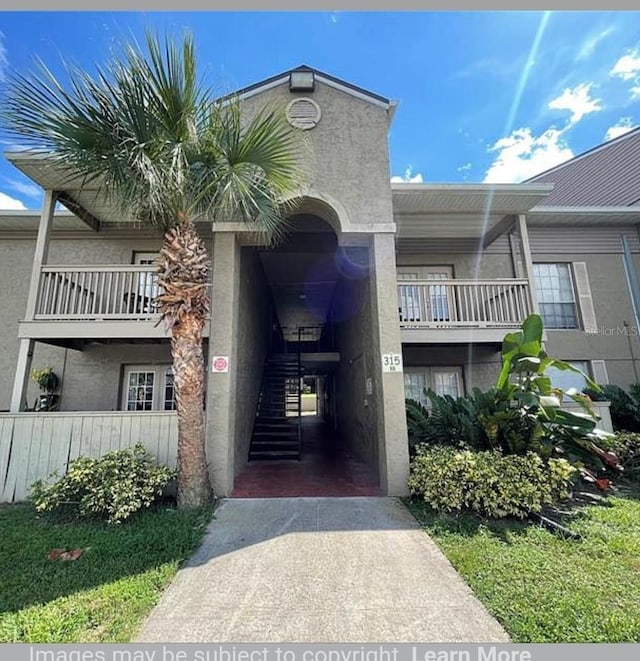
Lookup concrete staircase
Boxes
[249,355,301,461]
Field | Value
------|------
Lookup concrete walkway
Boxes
[137,497,509,642]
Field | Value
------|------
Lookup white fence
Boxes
[0,412,178,503]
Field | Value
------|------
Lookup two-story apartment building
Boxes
[1,65,639,502]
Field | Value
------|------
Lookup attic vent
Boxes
[286,97,321,130]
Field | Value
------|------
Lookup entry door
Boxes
[134,252,159,312]
[397,266,453,322]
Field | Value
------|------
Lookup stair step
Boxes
[249,452,301,461]
[253,430,298,437]
[251,441,299,448]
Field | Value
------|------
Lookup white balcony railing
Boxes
[398,279,532,328]
[35,265,160,320]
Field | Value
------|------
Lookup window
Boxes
[404,367,463,406]
[123,365,175,411]
[533,263,578,329]
[545,360,590,399]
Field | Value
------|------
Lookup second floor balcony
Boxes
[19,265,197,341]
[398,278,533,343]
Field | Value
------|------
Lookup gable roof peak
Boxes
[229,64,392,108]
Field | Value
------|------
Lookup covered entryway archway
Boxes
[231,212,381,496]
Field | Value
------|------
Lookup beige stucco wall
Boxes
[396,251,515,280]
[333,250,379,471]
[232,247,272,474]
[239,80,395,233]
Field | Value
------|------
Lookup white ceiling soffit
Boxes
[394,213,508,239]
[0,209,89,232]
[392,183,553,215]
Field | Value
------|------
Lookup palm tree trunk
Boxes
[171,313,211,507]
[156,216,212,508]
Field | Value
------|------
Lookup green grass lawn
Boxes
[408,494,640,642]
[0,503,213,643]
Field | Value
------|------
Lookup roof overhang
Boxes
[5,150,116,230]
[392,183,553,240]
[527,206,640,225]
[0,209,88,232]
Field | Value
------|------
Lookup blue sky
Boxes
[1,10,640,209]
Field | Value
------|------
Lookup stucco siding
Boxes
[232,247,272,475]
[240,80,395,230]
[333,251,379,470]
[396,251,515,279]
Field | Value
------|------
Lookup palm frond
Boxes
[1,31,306,239]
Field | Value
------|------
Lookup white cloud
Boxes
[0,192,27,210]
[457,162,472,173]
[483,127,573,184]
[548,83,602,126]
[610,50,640,81]
[6,179,42,200]
[604,117,637,141]
[610,50,640,100]
[577,27,615,61]
[390,165,424,183]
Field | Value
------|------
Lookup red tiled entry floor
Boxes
[231,417,382,498]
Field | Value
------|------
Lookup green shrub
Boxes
[31,444,176,524]
[410,387,544,456]
[598,432,640,483]
[408,445,576,519]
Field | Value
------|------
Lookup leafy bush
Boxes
[31,444,176,524]
[405,315,619,481]
[409,445,576,519]
[598,432,640,483]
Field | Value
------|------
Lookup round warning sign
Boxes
[212,356,229,373]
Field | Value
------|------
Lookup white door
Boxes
[397,266,453,322]
[122,364,175,411]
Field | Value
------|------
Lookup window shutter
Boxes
[591,360,609,385]
[572,262,597,333]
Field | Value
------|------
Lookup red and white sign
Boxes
[212,356,229,373]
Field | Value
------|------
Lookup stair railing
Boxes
[297,325,302,459]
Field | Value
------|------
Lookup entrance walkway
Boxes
[233,416,381,497]
[136,498,509,642]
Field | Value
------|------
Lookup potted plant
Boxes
[30,367,60,411]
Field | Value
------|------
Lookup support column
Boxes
[205,232,241,497]
[10,339,34,412]
[516,213,540,315]
[369,232,410,496]
[25,190,56,319]
[10,190,56,412]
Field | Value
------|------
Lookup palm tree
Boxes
[1,32,305,507]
